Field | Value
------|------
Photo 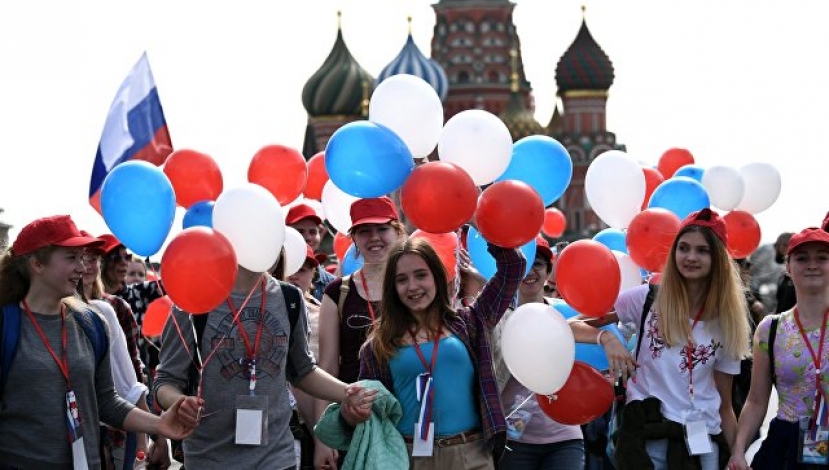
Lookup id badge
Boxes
[683,409,712,456]
[66,391,88,470]
[797,423,829,464]
[506,409,532,440]
[235,395,268,446]
[412,422,435,457]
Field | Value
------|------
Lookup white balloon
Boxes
[214,183,285,272]
[438,110,513,185]
[500,302,575,395]
[701,165,744,211]
[369,74,444,158]
[736,163,781,214]
[321,180,360,234]
[585,150,646,229]
[612,250,643,295]
[282,227,308,277]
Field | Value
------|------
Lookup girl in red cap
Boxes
[314,196,407,468]
[730,227,829,469]
[613,209,751,470]
[0,215,192,469]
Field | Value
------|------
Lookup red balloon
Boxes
[411,230,459,280]
[626,208,682,272]
[161,227,238,314]
[248,145,308,205]
[542,208,567,238]
[723,210,762,259]
[142,296,173,337]
[641,167,666,210]
[475,181,545,248]
[657,148,694,179]
[556,240,621,317]
[401,162,478,234]
[333,232,351,262]
[536,361,614,425]
[304,152,329,201]
[163,149,223,208]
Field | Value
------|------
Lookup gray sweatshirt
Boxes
[0,309,134,469]
[154,277,315,469]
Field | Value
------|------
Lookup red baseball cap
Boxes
[286,204,322,226]
[535,236,553,264]
[97,234,124,255]
[679,208,727,245]
[11,215,104,256]
[303,245,320,268]
[349,197,399,232]
[787,227,829,255]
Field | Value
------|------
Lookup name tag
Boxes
[66,391,88,470]
[684,420,712,455]
[412,422,435,457]
[798,425,829,465]
[235,395,268,446]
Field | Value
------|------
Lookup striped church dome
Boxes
[376,27,449,101]
[302,20,374,117]
[555,18,614,93]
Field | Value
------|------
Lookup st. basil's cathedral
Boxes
[301,0,624,239]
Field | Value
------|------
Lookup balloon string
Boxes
[505,394,535,419]
[454,229,462,301]
[146,257,166,296]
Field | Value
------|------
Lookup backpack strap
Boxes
[73,308,109,369]
[768,314,780,386]
[634,284,659,362]
[338,275,352,322]
[280,281,302,349]
[1,303,22,402]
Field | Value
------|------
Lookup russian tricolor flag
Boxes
[89,52,173,213]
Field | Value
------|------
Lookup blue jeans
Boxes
[501,439,585,470]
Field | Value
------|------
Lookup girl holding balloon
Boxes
[315,196,408,467]
[359,237,526,469]
[492,236,633,470]
[613,209,750,470]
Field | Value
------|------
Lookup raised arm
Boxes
[470,244,526,329]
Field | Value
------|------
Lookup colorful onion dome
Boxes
[555,14,614,93]
[302,14,374,117]
[376,20,449,101]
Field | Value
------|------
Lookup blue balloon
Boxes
[553,300,625,371]
[183,200,215,229]
[101,161,175,257]
[341,243,364,276]
[593,228,628,254]
[325,121,415,198]
[673,164,705,183]
[647,176,710,220]
[495,135,573,206]
[466,226,535,280]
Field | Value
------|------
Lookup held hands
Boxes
[161,395,201,439]
[314,440,339,470]
[601,333,639,384]
[727,453,751,470]
[340,384,378,426]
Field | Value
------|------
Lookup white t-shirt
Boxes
[615,285,740,434]
[90,299,147,405]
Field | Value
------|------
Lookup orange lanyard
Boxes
[359,270,377,323]
[22,301,71,389]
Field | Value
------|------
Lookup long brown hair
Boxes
[655,226,750,359]
[0,246,58,305]
[364,238,456,365]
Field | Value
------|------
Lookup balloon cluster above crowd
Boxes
[96,74,780,337]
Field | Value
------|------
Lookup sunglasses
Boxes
[106,252,131,262]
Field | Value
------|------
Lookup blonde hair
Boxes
[655,226,750,360]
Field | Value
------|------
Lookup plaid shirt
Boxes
[359,244,525,458]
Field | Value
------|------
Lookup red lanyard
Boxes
[359,270,377,323]
[22,301,72,390]
[685,306,705,405]
[227,282,267,361]
[793,308,828,412]
[409,329,441,375]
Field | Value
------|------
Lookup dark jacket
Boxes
[615,397,729,470]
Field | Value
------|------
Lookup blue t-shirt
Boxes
[389,334,481,437]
